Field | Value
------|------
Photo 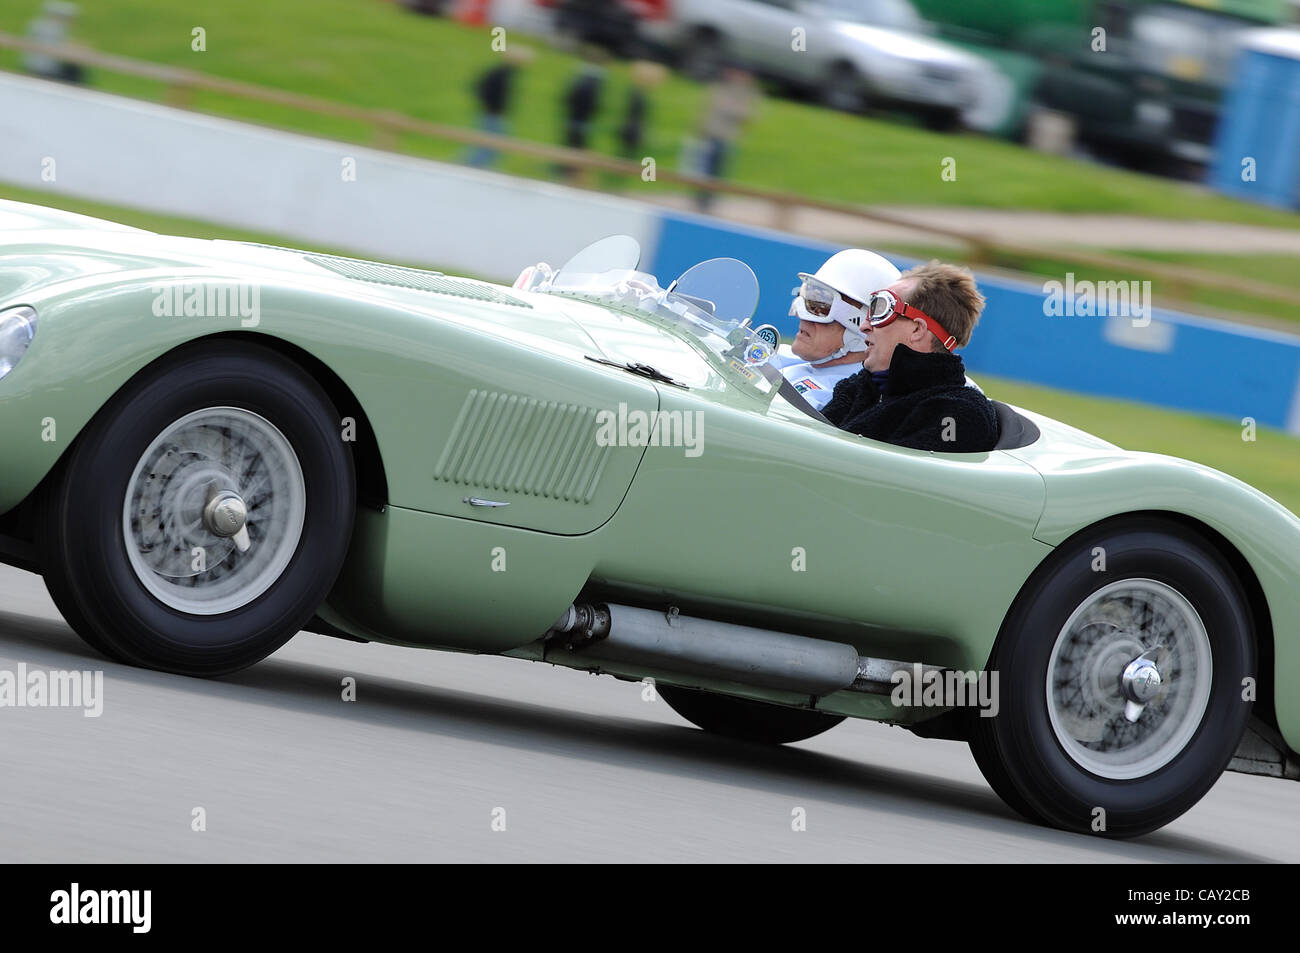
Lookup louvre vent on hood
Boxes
[304,254,532,308]
[433,390,611,504]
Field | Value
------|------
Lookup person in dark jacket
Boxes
[617,61,665,159]
[556,48,608,181]
[692,65,756,211]
[564,67,603,148]
[821,261,1000,453]
[465,45,533,168]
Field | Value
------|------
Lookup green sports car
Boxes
[1,199,1296,837]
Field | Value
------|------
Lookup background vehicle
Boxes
[639,0,1002,130]
[541,0,666,57]
[3,203,1299,836]
[398,0,455,15]
[911,0,1290,170]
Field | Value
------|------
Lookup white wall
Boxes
[0,72,660,280]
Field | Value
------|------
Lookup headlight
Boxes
[0,305,38,381]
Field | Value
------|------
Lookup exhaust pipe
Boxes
[550,603,945,698]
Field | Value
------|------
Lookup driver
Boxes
[771,249,900,411]
[820,260,1001,452]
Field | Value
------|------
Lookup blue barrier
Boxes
[646,210,1300,432]
[650,213,843,332]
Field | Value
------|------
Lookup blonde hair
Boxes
[900,260,985,350]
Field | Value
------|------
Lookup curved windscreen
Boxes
[556,234,642,281]
[536,238,776,401]
[668,257,759,330]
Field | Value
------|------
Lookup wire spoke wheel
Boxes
[38,341,355,676]
[1046,578,1212,780]
[123,407,306,615]
[968,519,1254,837]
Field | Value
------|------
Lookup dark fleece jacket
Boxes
[822,345,1000,452]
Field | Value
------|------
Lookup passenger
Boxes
[821,261,1000,452]
[773,248,900,412]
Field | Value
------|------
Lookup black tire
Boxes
[919,105,962,133]
[37,340,355,677]
[970,518,1255,837]
[681,29,724,82]
[659,684,844,744]
[821,62,868,114]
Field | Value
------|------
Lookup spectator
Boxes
[616,60,667,161]
[465,44,534,169]
[23,1,85,85]
[692,65,756,211]
[557,47,608,182]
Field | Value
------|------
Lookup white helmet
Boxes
[790,249,901,363]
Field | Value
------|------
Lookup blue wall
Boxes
[646,211,1300,432]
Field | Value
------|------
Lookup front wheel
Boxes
[659,684,844,744]
[38,341,356,676]
[680,29,724,82]
[821,62,868,114]
[970,518,1255,837]
[919,105,962,132]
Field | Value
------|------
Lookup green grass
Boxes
[7,183,1297,512]
[984,376,1300,515]
[1107,250,1300,328]
[886,243,1300,328]
[4,0,1300,229]
[1123,250,1300,286]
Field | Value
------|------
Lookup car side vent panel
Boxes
[433,390,611,504]
[304,254,531,308]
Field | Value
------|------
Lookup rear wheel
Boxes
[681,29,724,81]
[38,341,355,676]
[659,684,844,744]
[821,62,868,114]
[919,105,962,132]
[970,518,1254,837]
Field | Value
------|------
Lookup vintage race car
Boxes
[1,199,1297,837]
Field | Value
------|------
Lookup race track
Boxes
[1,563,1296,863]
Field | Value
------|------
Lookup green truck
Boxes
[912,0,1289,170]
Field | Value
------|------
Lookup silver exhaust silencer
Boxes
[551,603,951,699]
[552,603,861,696]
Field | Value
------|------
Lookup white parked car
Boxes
[643,0,1002,130]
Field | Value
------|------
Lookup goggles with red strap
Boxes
[866,289,956,351]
